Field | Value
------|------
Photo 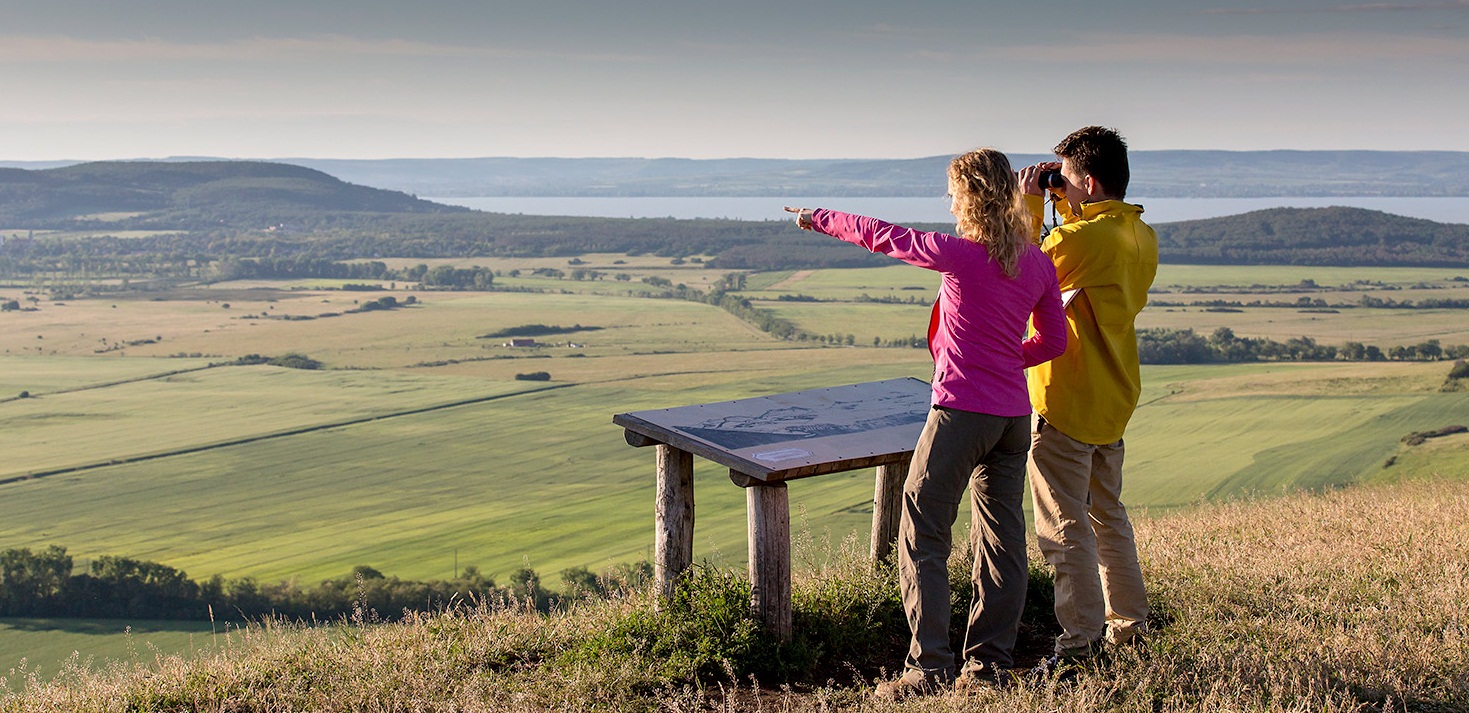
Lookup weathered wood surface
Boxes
[654,444,694,602]
[613,378,928,482]
[870,457,910,564]
[745,477,792,641]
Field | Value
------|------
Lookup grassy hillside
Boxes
[3,478,1466,711]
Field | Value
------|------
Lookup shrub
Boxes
[558,531,1057,688]
[1450,360,1469,380]
[564,565,776,682]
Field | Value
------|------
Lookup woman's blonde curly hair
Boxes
[948,148,1032,279]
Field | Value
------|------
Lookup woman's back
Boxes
[805,209,1065,417]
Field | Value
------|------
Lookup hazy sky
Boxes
[3,0,1466,160]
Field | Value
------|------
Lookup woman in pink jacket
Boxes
[788,148,1066,697]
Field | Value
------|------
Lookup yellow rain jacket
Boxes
[1025,195,1158,445]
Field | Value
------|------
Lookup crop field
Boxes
[744,265,939,300]
[747,263,1469,346]
[0,288,794,371]
[1,619,218,689]
[2,260,1467,679]
[0,364,537,482]
[2,271,1464,579]
[2,356,1459,584]
[0,356,216,397]
[757,301,933,344]
[0,356,934,583]
[1124,361,1466,505]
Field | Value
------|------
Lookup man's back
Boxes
[1026,198,1158,445]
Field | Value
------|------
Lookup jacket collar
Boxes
[1080,200,1143,220]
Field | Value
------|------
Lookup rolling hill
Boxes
[1154,206,1469,266]
[199,150,1469,198]
[0,161,464,224]
[8,151,1469,198]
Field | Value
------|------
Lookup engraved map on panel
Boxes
[617,378,932,474]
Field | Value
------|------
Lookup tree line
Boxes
[0,222,888,282]
[1150,295,1469,310]
[0,545,651,621]
[1138,327,1469,364]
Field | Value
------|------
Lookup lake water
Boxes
[429,196,1469,225]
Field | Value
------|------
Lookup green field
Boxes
[7,356,1459,585]
[0,365,535,481]
[1125,361,1467,506]
[743,265,939,301]
[3,267,1465,582]
[737,263,1469,347]
[1,619,219,689]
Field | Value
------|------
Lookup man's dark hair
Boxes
[1054,126,1130,199]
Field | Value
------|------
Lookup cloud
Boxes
[934,31,1469,65]
[1203,1,1469,14]
[0,35,648,64]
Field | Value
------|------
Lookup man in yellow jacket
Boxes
[1020,126,1158,672]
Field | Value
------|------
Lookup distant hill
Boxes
[0,161,466,224]
[7,151,1469,198]
[1155,206,1469,266]
[1,161,1465,269]
[278,151,1469,198]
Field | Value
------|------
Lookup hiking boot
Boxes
[1027,653,1075,683]
[1104,620,1151,646]
[954,663,1014,693]
[1105,623,1149,650]
[1027,648,1093,683]
[873,669,948,701]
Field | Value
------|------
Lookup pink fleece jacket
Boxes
[810,209,1067,417]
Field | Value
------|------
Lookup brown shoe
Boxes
[873,670,948,701]
[954,663,1014,693]
[1105,623,1149,648]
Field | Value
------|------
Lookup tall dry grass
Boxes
[3,478,1466,712]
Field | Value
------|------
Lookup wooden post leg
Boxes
[870,456,910,564]
[654,444,694,602]
[746,479,792,641]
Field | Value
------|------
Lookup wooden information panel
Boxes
[613,377,930,640]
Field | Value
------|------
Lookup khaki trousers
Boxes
[899,406,1031,678]
[1027,415,1149,654]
